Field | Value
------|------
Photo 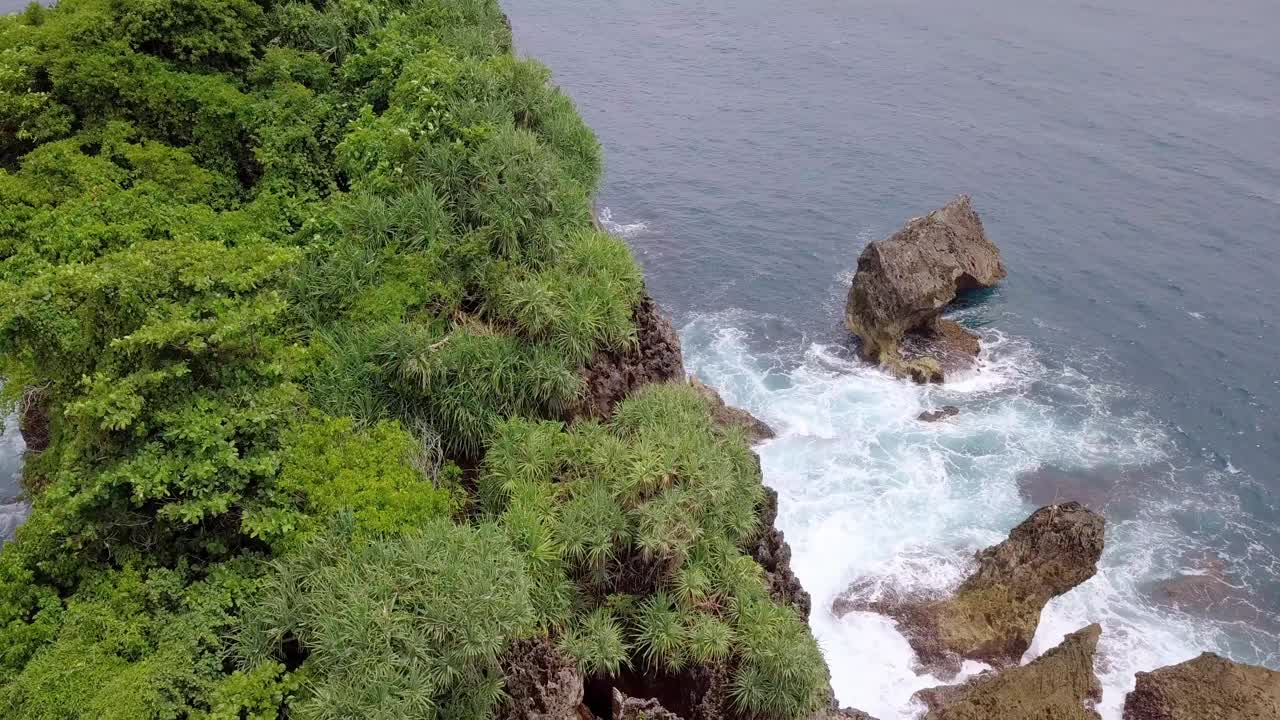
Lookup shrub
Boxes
[239,517,537,720]
[484,384,828,719]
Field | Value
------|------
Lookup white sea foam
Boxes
[597,206,649,238]
[680,311,1276,720]
[0,406,28,543]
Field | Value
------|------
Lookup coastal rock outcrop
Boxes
[914,624,1103,720]
[833,502,1105,675]
[690,377,776,442]
[844,196,1004,382]
[750,485,812,619]
[1123,652,1280,720]
[574,293,685,420]
[497,638,590,720]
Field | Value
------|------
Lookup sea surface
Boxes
[503,0,1280,718]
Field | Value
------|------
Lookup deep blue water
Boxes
[505,0,1279,716]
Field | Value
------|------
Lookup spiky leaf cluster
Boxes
[482,384,827,719]
[239,517,537,720]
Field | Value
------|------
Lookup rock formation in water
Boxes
[689,376,776,442]
[1123,652,1280,720]
[914,624,1103,720]
[917,405,960,422]
[844,195,1005,383]
[574,292,686,420]
[833,502,1104,675]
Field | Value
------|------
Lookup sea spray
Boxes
[680,310,1277,720]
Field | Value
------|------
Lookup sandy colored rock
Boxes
[916,624,1103,720]
[574,293,685,420]
[844,196,1004,381]
[834,502,1105,675]
[689,377,776,443]
[1123,652,1280,720]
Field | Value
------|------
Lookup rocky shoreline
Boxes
[535,196,1280,720]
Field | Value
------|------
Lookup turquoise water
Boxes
[505,0,1279,717]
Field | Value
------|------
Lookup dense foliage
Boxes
[0,0,827,718]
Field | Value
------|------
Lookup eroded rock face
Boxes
[496,638,588,720]
[915,624,1103,720]
[612,689,684,720]
[1123,652,1280,720]
[750,485,812,620]
[844,196,1004,381]
[574,293,685,420]
[689,377,776,443]
[834,503,1104,675]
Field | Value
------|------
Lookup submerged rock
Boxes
[915,624,1103,720]
[1123,652,1280,720]
[844,196,1004,382]
[496,638,588,720]
[834,502,1104,675]
[689,377,776,442]
[574,293,685,420]
[917,405,960,422]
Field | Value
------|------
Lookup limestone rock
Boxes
[918,405,960,422]
[574,293,685,420]
[1123,652,1280,720]
[689,377,776,442]
[834,503,1105,675]
[844,196,1004,381]
[496,638,587,720]
[612,689,684,720]
[915,624,1103,720]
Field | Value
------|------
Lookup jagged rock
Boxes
[918,405,960,422]
[496,638,587,720]
[574,293,685,420]
[18,388,50,454]
[834,503,1105,675]
[1123,652,1280,720]
[915,624,1103,720]
[844,196,1004,382]
[612,689,684,720]
[749,485,812,620]
[689,377,776,442]
[590,662,728,720]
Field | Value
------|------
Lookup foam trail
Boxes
[681,310,1277,720]
[597,206,649,238]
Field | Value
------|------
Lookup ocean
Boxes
[503,0,1279,718]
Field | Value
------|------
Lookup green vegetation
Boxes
[0,0,827,718]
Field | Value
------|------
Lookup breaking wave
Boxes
[680,309,1279,720]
